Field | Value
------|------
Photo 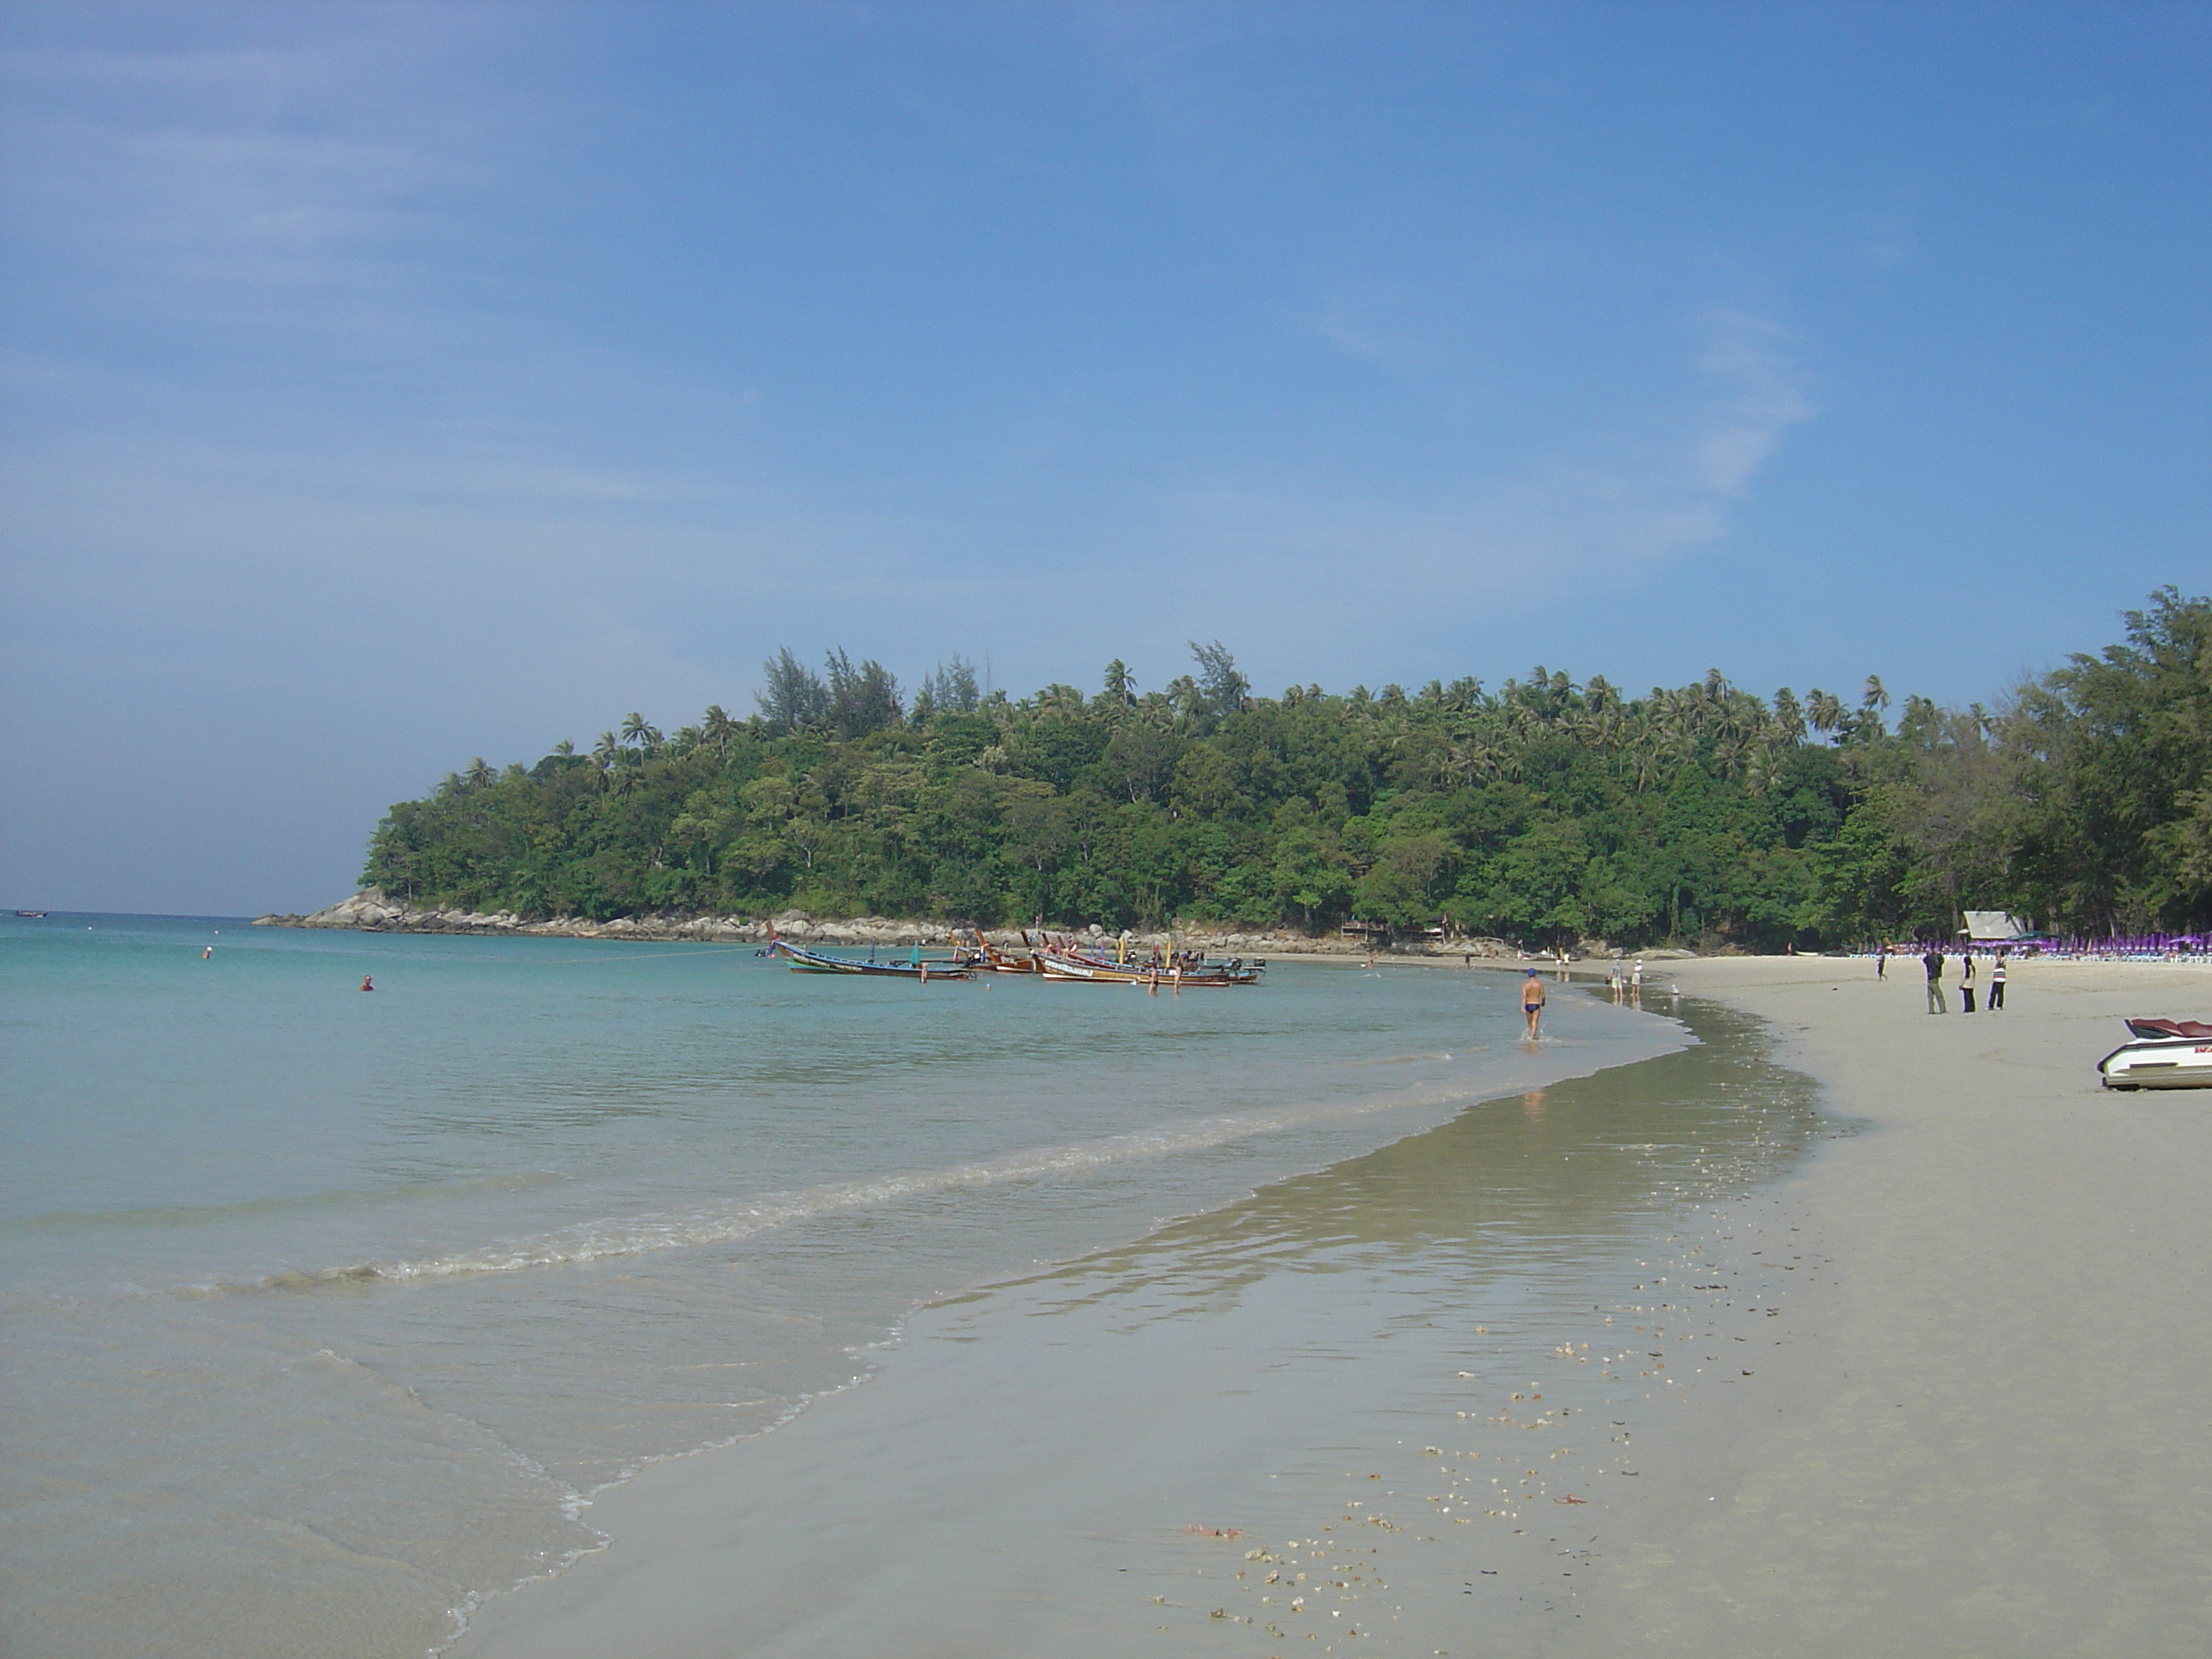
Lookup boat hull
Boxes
[767,940,972,980]
[1038,956,1150,983]
[2098,1038,2212,1090]
[1038,952,1262,987]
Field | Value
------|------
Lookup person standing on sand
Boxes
[1989,952,2008,1010]
[1922,946,1946,1013]
[1960,949,1977,1013]
[1522,968,1547,1039]
[1877,945,1887,980]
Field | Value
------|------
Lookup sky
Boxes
[2,1,2206,914]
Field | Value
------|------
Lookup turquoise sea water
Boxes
[0,914,1687,1657]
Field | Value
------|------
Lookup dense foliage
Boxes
[363,592,2212,948]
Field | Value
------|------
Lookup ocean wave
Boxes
[211,1086,1467,1295]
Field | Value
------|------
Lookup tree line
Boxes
[361,589,2212,949]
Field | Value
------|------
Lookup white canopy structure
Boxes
[1960,911,2033,940]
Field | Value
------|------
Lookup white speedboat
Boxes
[2099,1019,2212,1090]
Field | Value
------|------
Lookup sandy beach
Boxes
[1585,954,2212,1653]
[450,954,2212,1657]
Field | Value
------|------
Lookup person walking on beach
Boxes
[1989,952,2008,1010]
[1877,945,1887,980]
[1922,946,1946,1014]
[1522,968,1547,1039]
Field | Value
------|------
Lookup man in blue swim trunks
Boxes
[1522,968,1547,1038]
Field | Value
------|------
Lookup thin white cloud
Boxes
[1132,304,1816,643]
[1690,308,1815,498]
[2,11,517,305]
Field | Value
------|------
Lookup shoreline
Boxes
[449,954,2212,1657]
[250,888,1387,955]
[445,990,1812,1657]
[250,888,1703,962]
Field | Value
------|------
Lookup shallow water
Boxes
[1,915,1684,1657]
[452,996,1830,1659]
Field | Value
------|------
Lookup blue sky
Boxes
[3,1,2206,913]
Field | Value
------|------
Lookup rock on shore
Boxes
[251,888,1534,957]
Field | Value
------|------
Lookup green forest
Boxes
[362,588,2212,949]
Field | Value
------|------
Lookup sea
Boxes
[0,913,1813,1657]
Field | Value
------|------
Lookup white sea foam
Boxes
[230,1086,1464,1295]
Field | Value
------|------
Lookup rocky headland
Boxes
[253,888,1469,957]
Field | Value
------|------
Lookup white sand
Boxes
[1574,955,2212,1652]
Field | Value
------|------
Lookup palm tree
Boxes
[552,739,576,758]
[701,704,737,757]
[621,712,662,749]
[1771,689,1807,745]
[1741,744,1774,796]
[465,756,495,789]
[1807,690,1844,736]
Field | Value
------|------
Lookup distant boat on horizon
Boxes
[14,909,49,918]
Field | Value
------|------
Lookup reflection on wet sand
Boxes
[992,998,1819,1324]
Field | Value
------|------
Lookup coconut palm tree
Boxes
[1771,689,1807,745]
[701,704,738,756]
[620,712,662,749]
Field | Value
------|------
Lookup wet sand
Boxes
[451,957,2212,1657]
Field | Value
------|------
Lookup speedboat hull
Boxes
[2099,1037,2212,1090]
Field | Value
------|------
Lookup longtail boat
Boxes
[957,928,1039,973]
[1036,952,1150,983]
[1037,949,1265,987]
[767,934,972,981]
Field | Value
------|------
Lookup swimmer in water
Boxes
[1522,967,1546,1039]
[359,975,374,992]
[201,946,212,959]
